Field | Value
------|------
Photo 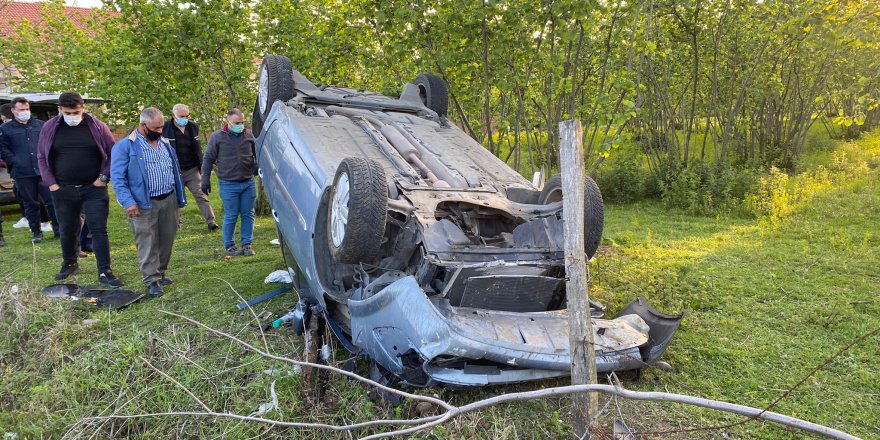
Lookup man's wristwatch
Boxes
[99,174,110,183]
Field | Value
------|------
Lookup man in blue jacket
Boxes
[0,97,59,243]
[111,107,187,297]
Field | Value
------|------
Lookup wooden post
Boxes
[558,119,598,439]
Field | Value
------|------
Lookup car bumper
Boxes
[348,276,681,387]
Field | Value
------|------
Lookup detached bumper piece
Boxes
[348,276,682,387]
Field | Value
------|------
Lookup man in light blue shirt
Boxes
[111,107,186,297]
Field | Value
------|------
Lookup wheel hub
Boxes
[258,65,269,114]
[330,173,350,247]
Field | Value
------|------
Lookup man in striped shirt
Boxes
[111,107,187,297]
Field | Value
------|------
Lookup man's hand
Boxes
[93,178,107,187]
[201,181,211,196]
[49,184,60,192]
[126,205,140,217]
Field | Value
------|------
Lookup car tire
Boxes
[328,157,387,264]
[251,100,264,137]
[540,174,604,259]
[258,55,294,122]
[413,73,449,117]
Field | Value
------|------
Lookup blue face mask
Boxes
[175,117,188,126]
[230,124,245,134]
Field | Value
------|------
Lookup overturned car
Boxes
[254,55,681,387]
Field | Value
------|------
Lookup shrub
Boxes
[744,166,796,223]
[595,151,651,203]
[659,162,757,216]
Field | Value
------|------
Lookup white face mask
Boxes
[63,114,83,126]
[15,111,31,122]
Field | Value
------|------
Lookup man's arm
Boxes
[191,121,204,166]
[200,133,218,183]
[0,126,13,167]
[97,120,116,178]
[37,122,58,187]
[110,140,137,210]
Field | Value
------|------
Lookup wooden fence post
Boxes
[558,119,598,439]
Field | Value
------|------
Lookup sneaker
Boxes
[99,270,123,288]
[31,232,43,243]
[148,281,164,297]
[13,218,28,228]
[77,250,88,258]
[55,262,80,280]
[241,244,255,256]
[225,245,241,256]
[40,222,52,232]
[208,222,219,231]
[159,277,173,286]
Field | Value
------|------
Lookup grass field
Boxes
[1,132,878,439]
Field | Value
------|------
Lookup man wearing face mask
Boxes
[36,92,121,286]
[201,108,257,257]
[111,107,186,297]
[0,97,59,244]
[162,103,217,231]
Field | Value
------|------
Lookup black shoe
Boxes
[55,262,79,280]
[99,270,123,288]
[32,232,43,243]
[159,277,173,286]
[148,281,164,297]
[208,222,219,231]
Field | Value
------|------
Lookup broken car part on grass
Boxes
[41,283,144,309]
[253,54,682,387]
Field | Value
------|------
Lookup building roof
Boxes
[0,2,96,38]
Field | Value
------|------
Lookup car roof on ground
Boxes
[0,93,105,104]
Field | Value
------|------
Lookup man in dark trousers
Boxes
[112,107,186,297]
[201,108,257,257]
[37,92,121,286]
[162,103,216,230]
[0,97,59,243]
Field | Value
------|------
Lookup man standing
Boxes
[0,97,59,243]
[201,108,257,257]
[162,103,217,230]
[37,92,121,286]
[111,107,186,297]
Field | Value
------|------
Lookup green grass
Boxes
[2,133,879,439]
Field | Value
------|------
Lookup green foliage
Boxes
[744,166,796,224]
[6,0,257,129]
[659,162,757,216]
[594,149,650,203]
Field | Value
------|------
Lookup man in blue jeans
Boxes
[201,108,257,256]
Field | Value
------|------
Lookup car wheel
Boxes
[328,157,387,264]
[413,73,449,117]
[258,55,294,122]
[540,174,605,259]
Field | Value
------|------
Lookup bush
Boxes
[744,166,796,223]
[595,151,651,203]
[659,162,757,216]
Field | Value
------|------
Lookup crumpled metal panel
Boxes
[348,275,669,387]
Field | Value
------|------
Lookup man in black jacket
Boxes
[0,97,59,243]
[162,104,217,231]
